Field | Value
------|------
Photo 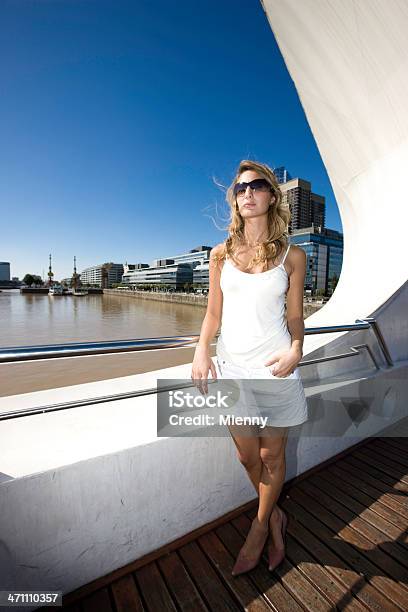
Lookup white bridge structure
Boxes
[0,0,407,605]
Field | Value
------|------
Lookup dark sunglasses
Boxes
[233,178,273,197]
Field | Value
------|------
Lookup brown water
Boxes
[0,290,211,397]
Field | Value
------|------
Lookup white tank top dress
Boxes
[215,243,308,428]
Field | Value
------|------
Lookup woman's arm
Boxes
[286,246,307,357]
[195,244,224,349]
[191,244,224,391]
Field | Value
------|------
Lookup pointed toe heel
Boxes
[231,527,269,576]
[231,552,261,576]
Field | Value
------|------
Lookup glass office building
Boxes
[122,246,212,290]
[290,226,343,296]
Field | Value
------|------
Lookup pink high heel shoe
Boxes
[231,524,269,576]
[268,508,288,572]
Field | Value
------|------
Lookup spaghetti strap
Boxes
[281,243,291,265]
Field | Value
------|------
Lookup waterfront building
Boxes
[290,225,343,296]
[80,263,124,288]
[122,261,193,290]
[122,246,212,290]
[160,245,212,269]
[0,262,11,283]
[193,261,210,289]
[280,177,326,232]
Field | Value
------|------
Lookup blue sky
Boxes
[1,0,342,281]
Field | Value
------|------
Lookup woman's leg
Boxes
[258,426,289,526]
[227,424,263,493]
[228,425,289,562]
[227,425,270,564]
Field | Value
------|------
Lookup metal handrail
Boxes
[0,319,391,364]
[0,318,393,421]
[0,335,201,363]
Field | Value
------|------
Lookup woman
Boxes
[191,159,308,576]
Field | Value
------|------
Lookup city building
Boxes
[80,263,124,288]
[122,261,193,290]
[0,262,11,283]
[280,178,326,232]
[311,192,325,228]
[193,261,210,289]
[122,246,212,291]
[274,166,292,184]
[289,225,343,296]
[161,245,212,268]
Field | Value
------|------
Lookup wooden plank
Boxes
[135,562,177,611]
[258,504,381,611]
[217,517,304,612]
[157,550,208,611]
[342,455,408,493]
[352,447,408,484]
[81,587,114,612]
[284,491,399,610]
[289,485,408,609]
[178,540,242,612]
[198,530,272,611]
[339,456,408,506]
[110,574,145,612]
[383,439,408,454]
[233,511,360,611]
[298,475,408,569]
[319,465,408,535]
[374,438,408,458]
[369,440,408,468]
[326,462,408,521]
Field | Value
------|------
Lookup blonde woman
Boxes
[191,160,308,576]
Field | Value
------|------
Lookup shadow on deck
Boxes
[43,422,408,612]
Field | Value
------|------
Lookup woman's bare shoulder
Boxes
[209,243,227,272]
[210,242,226,257]
[287,244,306,274]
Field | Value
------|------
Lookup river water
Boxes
[0,290,208,397]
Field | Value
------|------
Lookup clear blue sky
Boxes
[1,0,342,281]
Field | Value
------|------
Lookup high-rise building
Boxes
[273,166,292,184]
[280,178,326,232]
[289,226,343,296]
[0,262,10,282]
[311,193,325,228]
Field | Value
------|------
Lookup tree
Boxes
[23,274,43,286]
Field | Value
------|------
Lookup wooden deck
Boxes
[45,429,408,612]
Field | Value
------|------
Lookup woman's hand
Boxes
[191,345,217,394]
[264,347,302,377]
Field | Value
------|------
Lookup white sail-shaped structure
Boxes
[263,0,408,334]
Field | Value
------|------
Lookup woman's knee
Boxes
[236,450,262,470]
[259,447,285,471]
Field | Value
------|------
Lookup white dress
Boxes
[215,243,308,428]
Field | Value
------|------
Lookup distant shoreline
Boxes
[104,288,208,307]
[104,289,323,317]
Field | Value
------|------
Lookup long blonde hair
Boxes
[212,160,290,271]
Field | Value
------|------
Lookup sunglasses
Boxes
[233,178,272,198]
